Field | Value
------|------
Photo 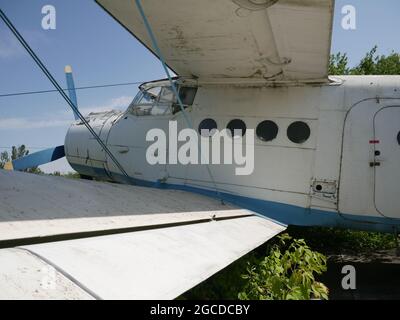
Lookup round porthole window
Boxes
[227,119,246,138]
[287,121,311,144]
[198,118,217,137]
[256,120,279,142]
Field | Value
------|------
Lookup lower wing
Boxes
[0,170,285,299]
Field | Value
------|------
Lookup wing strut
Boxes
[135,0,223,201]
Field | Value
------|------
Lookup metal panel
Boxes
[339,100,380,217]
[96,0,334,82]
[0,170,285,299]
[0,170,249,242]
[0,248,94,300]
[374,106,400,218]
[11,216,284,300]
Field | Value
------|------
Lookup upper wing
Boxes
[0,170,285,299]
[96,0,335,83]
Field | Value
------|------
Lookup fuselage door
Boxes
[374,106,400,218]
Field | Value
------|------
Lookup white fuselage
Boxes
[65,76,400,232]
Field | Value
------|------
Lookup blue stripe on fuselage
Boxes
[70,163,400,233]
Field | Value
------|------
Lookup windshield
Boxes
[139,87,161,104]
[127,84,197,116]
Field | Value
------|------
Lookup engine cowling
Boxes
[64,111,123,180]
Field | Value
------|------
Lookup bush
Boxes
[238,234,328,300]
[287,226,397,254]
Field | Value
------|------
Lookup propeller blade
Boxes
[5,146,65,171]
[65,65,79,120]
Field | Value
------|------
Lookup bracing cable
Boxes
[0,81,144,98]
[0,8,130,180]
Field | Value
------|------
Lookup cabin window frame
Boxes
[287,121,311,144]
[227,119,247,138]
[256,120,279,142]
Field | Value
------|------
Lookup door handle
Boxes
[116,146,129,154]
[370,161,381,167]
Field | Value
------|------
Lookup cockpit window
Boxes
[139,87,161,104]
[171,87,198,114]
[128,86,166,116]
[179,87,197,105]
[128,83,197,117]
[159,86,175,103]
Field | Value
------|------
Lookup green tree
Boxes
[11,145,29,161]
[0,151,10,169]
[329,52,350,75]
[329,46,400,75]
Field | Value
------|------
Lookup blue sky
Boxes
[0,0,399,172]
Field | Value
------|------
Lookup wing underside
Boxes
[96,0,335,83]
[0,170,285,299]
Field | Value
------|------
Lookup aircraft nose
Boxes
[64,111,123,179]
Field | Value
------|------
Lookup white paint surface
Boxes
[16,216,284,300]
[0,248,93,300]
[0,170,248,241]
[96,0,334,82]
[0,170,285,299]
[374,106,400,218]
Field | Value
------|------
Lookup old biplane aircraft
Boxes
[0,0,399,299]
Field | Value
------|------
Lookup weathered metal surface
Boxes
[64,76,400,227]
[0,248,94,300]
[0,170,249,242]
[0,170,286,299]
[96,0,334,82]
[373,107,400,218]
[4,216,283,300]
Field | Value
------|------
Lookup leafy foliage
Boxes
[288,226,396,254]
[238,234,328,300]
[329,46,400,75]
[11,145,29,161]
[181,234,329,300]
[329,52,350,75]
[180,237,286,300]
[0,151,10,169]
